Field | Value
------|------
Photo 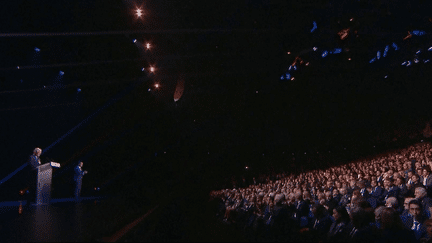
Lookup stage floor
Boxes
[0,196,151,242]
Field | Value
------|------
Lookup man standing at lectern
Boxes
[74,161,87,200]
[27,147,42,202]
[29,147,42,169]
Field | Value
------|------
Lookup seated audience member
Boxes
[370,179,383,200]
[401,200,428,241]
[326,206,351,242]
[380,178,400,204]
[324,190,338,215]
[349,206,378,243]
[378,207,417,243]
[402,197,415,218]
[423,219,432,243]
[358,180,369,199]
[303,204,333,242]
[414,187,432,218]
[339,187,351,207]
[385,196,401,213]
[407,170,415,185]
[374,206,386,229]
[418,168,425,182]
[332,188,341,203]
[409,174,423,195]
[423,167,432,195]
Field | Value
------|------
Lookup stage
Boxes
[0,196,152,242]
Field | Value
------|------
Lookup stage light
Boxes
[280,76,284,80]
[141,67,145,71]
[288,66,292,71]
[136,8,143,18]
[333,48,342,54]
[59,71,64,75]
[149,66,155,72]
[146,43,151,49]
[245,166,249,170]
[428,47,432,51]
[77,88,81,92]
[348,58,351,61]
[377,51,381,60]
[313,47,318,51]
[402,61,407,66]
[384,75,388,78]
[424,59,430,63]
[154,83,159,88]
[412,30,425,36]
[383,46,389,57]
[148,88,151,92]
[17,66,19,69]
[392,43,399,50]
[414,58,419,63]
[305,62,309,66]
[369,57,376,63]
[310,21,317,33]
[256,91,258,93]
[133,39,137,43]
[287,51,291,54]
[291,77,295,81]
[34,47,40,52]
[406,61,412,66]
[321,50,328,58]
[293,65,297,70]
[416,50,421,54]
[285,73,291,79]
[350,18,354,21]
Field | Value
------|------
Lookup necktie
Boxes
[412,221,421,239]
[412,221,419,230]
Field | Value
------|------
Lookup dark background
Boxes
[1,0,432,241]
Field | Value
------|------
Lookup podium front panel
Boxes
[36,164,53,205]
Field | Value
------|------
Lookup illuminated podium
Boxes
[35,162,60,205]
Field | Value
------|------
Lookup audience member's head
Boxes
[409,200,423,221]
[333,206,350,224]
[414,187,427,199]
[385,197,398,210]
[380,207,405,230]
[424,219,432,238]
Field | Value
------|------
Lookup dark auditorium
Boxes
[1,0,432,242]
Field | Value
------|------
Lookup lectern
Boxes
[35,162,60,205]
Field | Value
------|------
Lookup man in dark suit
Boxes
[422,167,432,194]
[401,200,428,241]
[26,147,43,203]
[74,161,88,200]
[370,180,383,200]
[380,178,400,204]
[414,187,432,218]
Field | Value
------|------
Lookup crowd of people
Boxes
[209,142,432,242]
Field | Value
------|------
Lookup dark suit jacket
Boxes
[370,186,383,199]
[424,174,432,187]
[28,155,41,170]
[74,165,85,182]
[380,186,400,203]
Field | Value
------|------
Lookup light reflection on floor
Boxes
[0,196,146,242]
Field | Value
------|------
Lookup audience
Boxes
[210,142,432,242]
